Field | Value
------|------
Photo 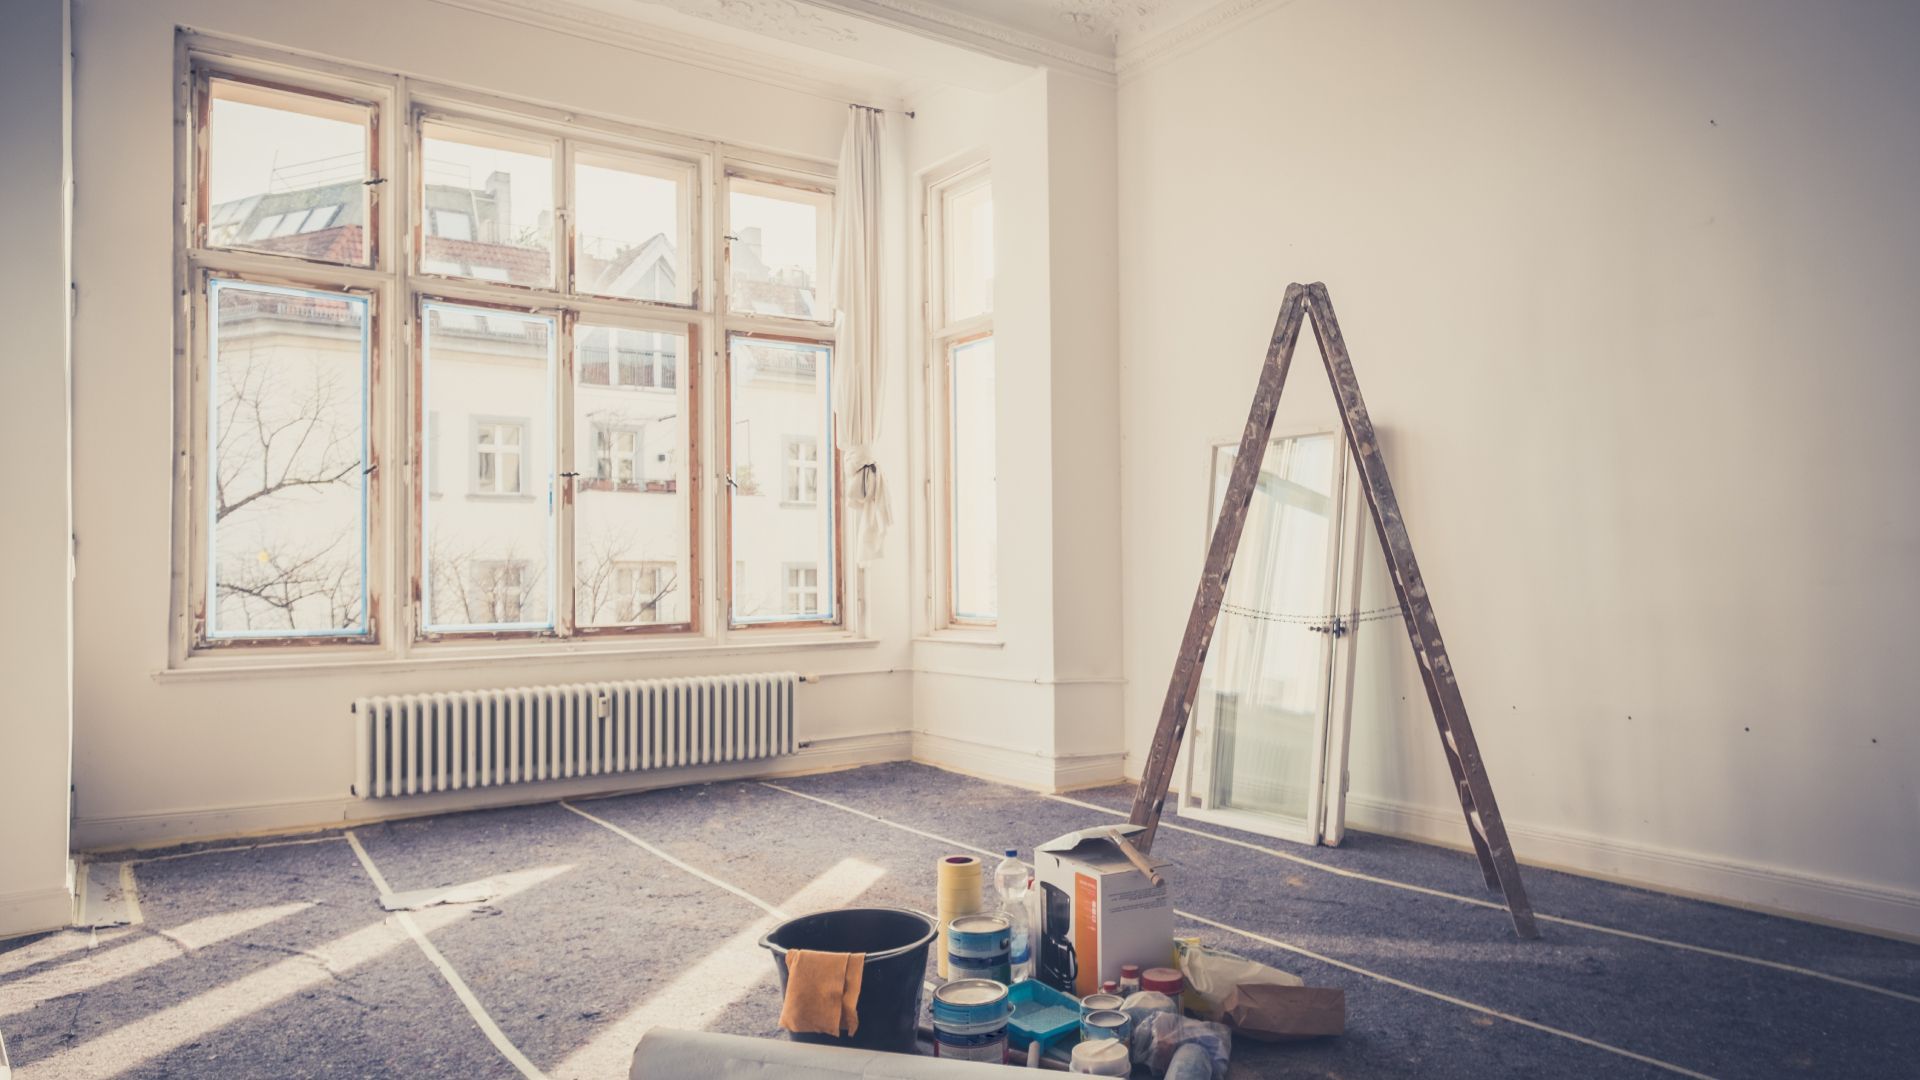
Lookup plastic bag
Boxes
[1128,1012,1232,1079]
[1174,937,1302,1021]
[1120,990,1179,1027]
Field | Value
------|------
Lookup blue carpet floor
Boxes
[2,761,1913,1079]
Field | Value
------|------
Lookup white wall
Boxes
[0,0,76,937]
[67,0,916,848]
[1117,0,1920,935]
[903,71,1127,791]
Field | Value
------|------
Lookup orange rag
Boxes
[779,949,866,1037]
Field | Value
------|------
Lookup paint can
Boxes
[945,913,1013,984]
[931,979,1011,1064]
[1140,967,1184,995]
[1079,993,1125,1017]
[1080,1009,1133,1044]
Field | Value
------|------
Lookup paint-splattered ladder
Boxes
[1127,283,1538,940]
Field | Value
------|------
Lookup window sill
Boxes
[153,632,880,683]
[913,632,1005,649]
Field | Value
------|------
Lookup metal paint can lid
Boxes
[932,977,1012,1023]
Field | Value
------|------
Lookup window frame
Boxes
[717,161,842,632]
[722,167,836,327]
[192,68,383,271]
[566,311,702,638]
[568,142,700,308]
[924,160,996,630]
[414,295,561,640]
[942,330,997,627]
[722,330,843,630]
[172,34,850,669]
[177,45,399,657]
[185,268,385,649]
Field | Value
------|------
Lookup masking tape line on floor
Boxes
[758,781,1721,1080]
[343,831,548,1080]
[1043,793,1920,1006]
[1172,908,1718,1080]
[127,834,349,865]
[558,801,784,918]
[118,863,144,927]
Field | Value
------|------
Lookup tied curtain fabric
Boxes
[833,105,890,563]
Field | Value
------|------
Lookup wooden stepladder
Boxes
[1127,282,1539,939]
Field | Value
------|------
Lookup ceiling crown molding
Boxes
[811,0,1118,78]
[645,0,859,44]
[1116,0,1283,76]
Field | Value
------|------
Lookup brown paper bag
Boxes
[1220,984,1346,1041]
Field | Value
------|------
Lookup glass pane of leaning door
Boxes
[1202,433,1340,826]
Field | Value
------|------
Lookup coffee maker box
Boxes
[1033,824,1174,998]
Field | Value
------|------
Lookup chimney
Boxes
[484,170,512,241]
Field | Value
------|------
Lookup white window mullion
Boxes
[555,311,578,637]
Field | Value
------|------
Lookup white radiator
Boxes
[351,673,798,799]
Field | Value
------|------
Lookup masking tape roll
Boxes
[934,854,984,978]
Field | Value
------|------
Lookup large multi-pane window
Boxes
[179,45,840,657]
[928,164,996,626]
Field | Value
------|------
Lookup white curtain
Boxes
[833,105,890,564]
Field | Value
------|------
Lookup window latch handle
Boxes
[724,473,739,490]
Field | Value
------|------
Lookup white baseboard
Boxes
[1344,793,1920,941]
[911,731,1125,793]
[72,730,913,853]
[0,883,76,940]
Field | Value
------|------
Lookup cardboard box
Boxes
[1033,824,1174,998]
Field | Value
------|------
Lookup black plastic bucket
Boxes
[759,906,937,1053]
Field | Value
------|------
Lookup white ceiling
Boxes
[452,0,1252,100]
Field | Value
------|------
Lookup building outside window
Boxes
[783,435,818,504]
[784,564,819,615]
[473,419,527,496]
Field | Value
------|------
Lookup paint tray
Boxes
[1006,979,1082,1051]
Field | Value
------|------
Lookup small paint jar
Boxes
[1118,963,1141,995]
[1079,992,1125,1017]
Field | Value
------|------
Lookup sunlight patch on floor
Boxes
[0,902,312,1021]
[549,857,888,1080]
[22,863,574,1080]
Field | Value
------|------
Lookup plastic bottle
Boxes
[995,849,1034,982]
[1118,964,1141,995]
[994,849,1027,903]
